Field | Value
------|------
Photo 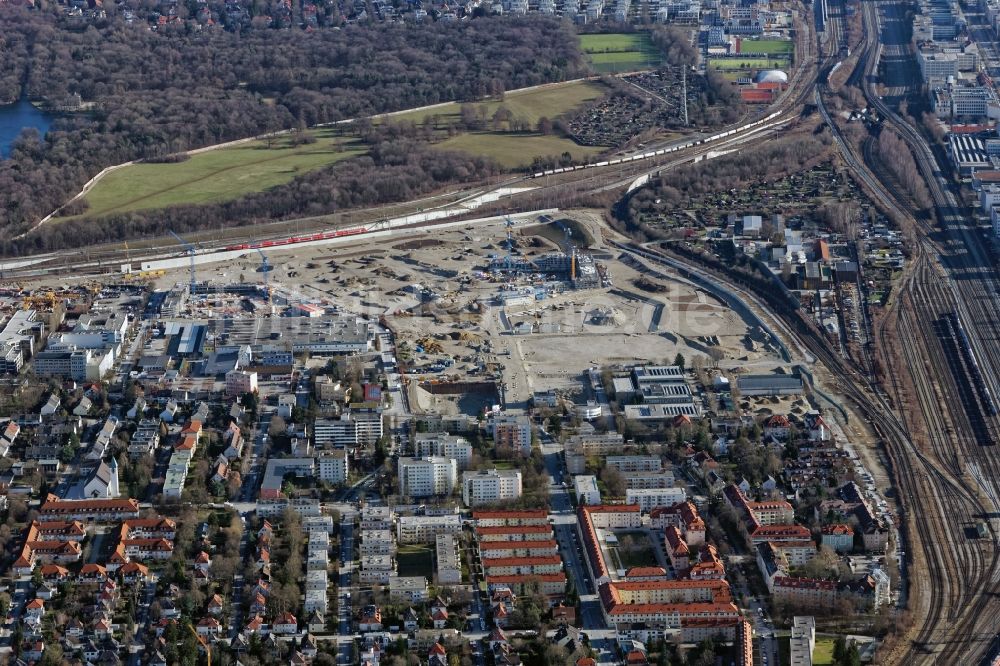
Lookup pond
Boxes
[0,98,52,158]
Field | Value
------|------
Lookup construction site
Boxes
[0,210,788,417]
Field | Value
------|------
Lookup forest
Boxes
[0,9,586,246]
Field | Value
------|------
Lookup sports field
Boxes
[709,57,787,70]
[739,39,795,55]
[438,132,605,169]
[73,130,363,219]
[580,33,663,73]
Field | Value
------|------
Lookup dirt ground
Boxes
[44,209,785,414]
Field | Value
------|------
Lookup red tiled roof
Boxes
[625,566,667,578]
[482,555,561,567]
[473,509,549,520]
[487,573,567,584]
[479,539,558,551]
[475,525,553,536]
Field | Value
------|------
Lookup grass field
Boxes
[72,81,608,216]
[389,80,606,128]
[438,132,604,169]
[73,130,363,219]
[580,32,662,73]
[740,39,795,55]
[812,638,835,665]
[709,57,788,70]
[396,544,434,578]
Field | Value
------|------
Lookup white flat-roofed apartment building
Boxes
[318,449,349,484]
[414,434,473,470]
[396,514,462,544]
[606,455,662,473]
[623,471,676,489]
[461,468,523,507]
[574,475,602,505]
[397,456,457,498]
[360,506,394,531]
[360,529,395,555]
[789,616,816,666]
[565,432,626,456]
[435,534,462,584]
[360,554,394,583]
[314,415,357,449]
[388,575,429,603]
[627,487,687,513]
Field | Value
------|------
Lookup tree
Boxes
[801,545,841,579]
[599,467,626,498]
[269,415,287,438]
[673,353,686,371]
[226,470,243,499]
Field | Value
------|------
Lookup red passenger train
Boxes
[224,226,368,251]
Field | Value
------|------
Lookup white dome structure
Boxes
[755,69,789,84]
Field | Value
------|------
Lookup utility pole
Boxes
[682,68,689,127]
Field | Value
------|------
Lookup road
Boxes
[337,519,355,664]
[539,439,620,664]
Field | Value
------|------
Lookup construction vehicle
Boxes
[22,291,56,310]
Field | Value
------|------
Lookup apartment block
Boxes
[606,456,662,473]
[398,456,457,498]
[317,450,349,485]
[461,468,523,507]
[414,434,473,469]
[435,534,462,585]
[626,488,687,512]
[396,514,462,544]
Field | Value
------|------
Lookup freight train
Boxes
[530,110,784,178]
[946,312,998,417]
[223,226,368,252]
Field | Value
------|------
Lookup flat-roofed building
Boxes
[414,434,473,470]
[461,468,523,507]
[398,457,457,498]
[623,471,676,489]
[736,374,804,396]
[626,487,687,513]
[435,534,462,585]
[396,514,462,544]
[606,456,662,473]
[318,450,349,485]
[574,475,601,505]
[789,616,816,666]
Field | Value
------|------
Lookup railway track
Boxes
[845,0,1000,661]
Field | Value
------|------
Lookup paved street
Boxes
[541,440,620,664]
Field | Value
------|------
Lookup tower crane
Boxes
[187,624,211,666]
[256,248,272,304]
[169,230,198,294]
